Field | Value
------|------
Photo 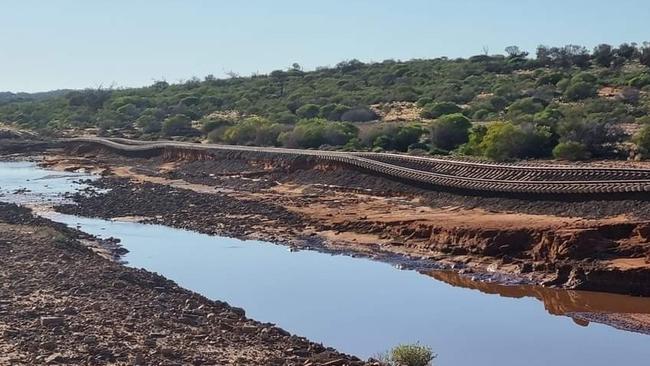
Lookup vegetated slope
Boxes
[2,43,650,161]
[0,89,72,105]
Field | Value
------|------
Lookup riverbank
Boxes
[44,144,650,297]
[0,202,369,365]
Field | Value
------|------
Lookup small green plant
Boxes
[375,343,436,366]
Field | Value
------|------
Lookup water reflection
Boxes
[427,270,650,316]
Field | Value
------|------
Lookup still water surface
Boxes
[2,161,650,366]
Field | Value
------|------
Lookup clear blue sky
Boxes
[1,0,649,92]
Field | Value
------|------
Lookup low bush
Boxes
[479,121,552,161]
[340,107,378,122]
[278,118,358,148]
[389,343,436,366]
[552,141,591,160]
[430,113,471,150]
[420,102,462,119]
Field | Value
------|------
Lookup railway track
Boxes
[62,137,650,195]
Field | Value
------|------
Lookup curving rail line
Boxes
[61,137,650,195]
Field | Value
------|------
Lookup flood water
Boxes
[2,161,650,366]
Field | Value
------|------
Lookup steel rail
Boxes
[61,137,650,195]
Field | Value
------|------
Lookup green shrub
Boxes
[269,111,298,124]
[390,343,436,366]
[472,108,490,120]
[507,97,544,116]
[536,72,564,86]
[296,104,320,119]
[571,72,597,84]
[637,116,650,125]
[200,116,233,134]
[533,107,563,126]
[319,103,350,121]
[634,124,650,157]
[415,97,433,107]
[207,126,230,143]
[564,82,597,101]
[420,102,462,119]
[180,96,200,106]
[340,107,378,122]
[278,118,358,148]
[552,141,591,160]
[135,115,162,134]
[162,114,196,136]
[479,121,552,161]
[222,117,285,146]
[430,113,471,150]
[556,114,625,157]
[361,123,424,152]
[457,125,488,155]
[629,74,650,88]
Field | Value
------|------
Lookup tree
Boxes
[640,43,650,67]
[616,43,638,60]
[536,45,551,65]
[430,113,471,150]
[270,70,289,97]
[592,44,614,67]
[505,45,528,59]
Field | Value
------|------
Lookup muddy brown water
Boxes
[2,161,650,366]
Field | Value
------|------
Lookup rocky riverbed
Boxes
[0,202,371,365]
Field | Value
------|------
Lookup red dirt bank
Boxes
[46,144,650,297]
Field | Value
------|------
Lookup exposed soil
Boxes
[43,147,650,297]
[0,202,371,365]
[5,137,650,360]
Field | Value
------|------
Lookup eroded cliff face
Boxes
[319,216,650,294]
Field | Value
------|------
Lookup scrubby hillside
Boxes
[2,43,650,161]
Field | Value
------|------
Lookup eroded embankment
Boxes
[46,142,650,296]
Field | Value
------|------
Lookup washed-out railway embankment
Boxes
[62,137,650,197]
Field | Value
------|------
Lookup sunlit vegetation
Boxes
[2,42,650,161]
[375,343,436,366]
